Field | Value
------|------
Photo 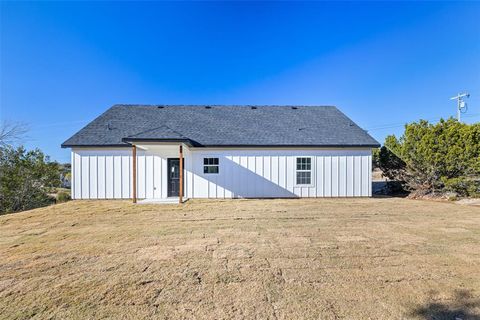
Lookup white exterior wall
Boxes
[71,147,372,199]
[71,146,184,200]
[186,148,372,198]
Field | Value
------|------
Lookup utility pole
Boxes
[450,92,470,122]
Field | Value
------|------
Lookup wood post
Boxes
[179,145,183,204]
[132,145,137,203]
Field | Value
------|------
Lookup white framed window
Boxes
[203,157,219,174]
[296,157,312,185]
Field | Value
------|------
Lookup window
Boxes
[296,157,312,185]
[203,157,219,174]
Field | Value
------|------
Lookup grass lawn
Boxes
[1,198,479,319]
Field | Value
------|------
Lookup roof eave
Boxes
[197,143,381,148]
[61,143,130,149]
[62,142,380,149]
[121,137,195,147]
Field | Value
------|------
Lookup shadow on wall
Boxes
[410,289,480,320]
[200,157,297,198]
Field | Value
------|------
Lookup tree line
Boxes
[0,122,68,214]
[374,118,480,197]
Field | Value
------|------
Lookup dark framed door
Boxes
[167,158,182,197]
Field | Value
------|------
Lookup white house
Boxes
[62,105,380,203]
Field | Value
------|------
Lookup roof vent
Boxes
[205,106,212,109]
[157,106,164,109]
[291,106,298,110]
[251,106,257,110]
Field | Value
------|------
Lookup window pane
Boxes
[297,158,311,170]
[296,171,311,185]
[205,158,219,165]
[204,165,219,174]
[297,158,303,170]
[305,172,311,184]
[296,172,301,184]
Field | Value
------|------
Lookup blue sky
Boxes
[1,1,479,162]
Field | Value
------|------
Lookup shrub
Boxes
[381,118,480,197]
[447,194,458,202]
[56,191,71,203]
[0,146,61,214]
[376,145,406,181]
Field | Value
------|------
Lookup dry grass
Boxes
[1,198,480,319]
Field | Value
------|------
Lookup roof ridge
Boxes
[113,104,338,108]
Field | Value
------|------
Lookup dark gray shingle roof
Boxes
[62,105,380,148]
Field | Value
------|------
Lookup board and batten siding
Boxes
[71,147,187,200]
[71,148,372,199]
[187,149,372,198]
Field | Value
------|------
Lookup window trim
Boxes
[295,156,314,187]
[203,157,219,174]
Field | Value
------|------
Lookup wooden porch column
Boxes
[132,145,137,203]
[179,145,183,204]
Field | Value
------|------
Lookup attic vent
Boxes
[291,107,298,110]
[251,106,257,110]
[157,106,164,109]
[205,106,212,109]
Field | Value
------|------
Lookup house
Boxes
[62,105,380,202]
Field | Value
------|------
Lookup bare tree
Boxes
[0,121,28,147]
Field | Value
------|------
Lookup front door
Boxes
[167,158,180,197]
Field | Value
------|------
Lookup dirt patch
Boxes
[1,198,479,319]
[456,198,480,206]
[437,227,471,233]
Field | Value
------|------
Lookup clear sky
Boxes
[1,1,479,162]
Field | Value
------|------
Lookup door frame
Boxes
[167,158,184,197]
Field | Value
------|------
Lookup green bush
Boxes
[442,177,479,196]
[56,191,71,203]
[376,145,406,181]
[0,146,61,214]
[381,118,480,197]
